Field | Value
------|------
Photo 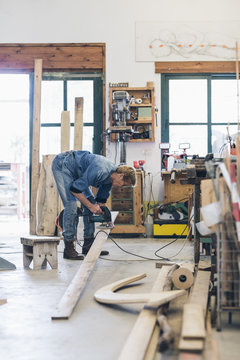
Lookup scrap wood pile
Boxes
[94,263,211,359]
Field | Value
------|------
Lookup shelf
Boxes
[129,103,152,107]
[109,84,155,143]
[127,120,152,124]
[129,138,154,143]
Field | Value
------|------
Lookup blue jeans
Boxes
[51,152,95,243]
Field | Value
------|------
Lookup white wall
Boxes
[1,0,240,200]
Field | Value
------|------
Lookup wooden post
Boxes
[30,59,42,235]
[58,110,71,216]
[61,111,70,152]
[74,97,83,150]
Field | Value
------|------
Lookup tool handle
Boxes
[170,170,176,184]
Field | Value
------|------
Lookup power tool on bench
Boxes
[56,205,113,232]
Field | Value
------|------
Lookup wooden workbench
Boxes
[161,171,193,204]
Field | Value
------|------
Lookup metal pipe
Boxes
[119,141,126,164]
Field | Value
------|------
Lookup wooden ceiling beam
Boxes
[0,43,105,72]
[155,61,238,74]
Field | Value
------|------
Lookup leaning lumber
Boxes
[30,59,42,235]
[51,212,118,320]
[74,97,83,151]
[36,155,58,236]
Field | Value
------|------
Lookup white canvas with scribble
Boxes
[136,21,240,61]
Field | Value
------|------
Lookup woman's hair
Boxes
[116,165,136,186]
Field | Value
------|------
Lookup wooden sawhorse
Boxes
[20,236,60,270]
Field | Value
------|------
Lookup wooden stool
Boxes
[20,236,60,270]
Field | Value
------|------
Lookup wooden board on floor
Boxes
[189,270,211,317]
[178,270,210,352]
[51,212,118,320]
[182,304,206,339]
[178,338,204,351]
[30,59,42,235]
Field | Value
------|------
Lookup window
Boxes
[0,74,30,219]
[29,73,103,161]
[161,74,239,157]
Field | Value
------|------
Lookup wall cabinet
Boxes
[109,85,155,142]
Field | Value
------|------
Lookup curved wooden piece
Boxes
[94,273,186,307]
[97,272,147,292]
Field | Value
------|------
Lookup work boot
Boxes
[82,237,109,256]
[63,241,84,260]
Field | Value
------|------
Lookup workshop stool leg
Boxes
[32,242,58,270]
[23,244,33,269]
[44,242,58,269]
[33,243,46,270]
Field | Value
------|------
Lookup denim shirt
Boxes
[69,151,118,203]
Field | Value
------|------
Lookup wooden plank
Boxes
[51,212,118,320]
[58,110,71,217]
[30,59,42,235]
[61,111,70,152]
[0,43,105,71]
[189,270,211,317]
[36,155,59,236]
[182,304,206,339]
[155,61,239,74]
[178,338,204,351]
[143,325,159,360]
[20,236,60,245]
[74,97,83,150]
[178,270,210,352]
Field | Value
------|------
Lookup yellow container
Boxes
[153,220,188,238]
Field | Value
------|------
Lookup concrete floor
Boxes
[0,217,239,360]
